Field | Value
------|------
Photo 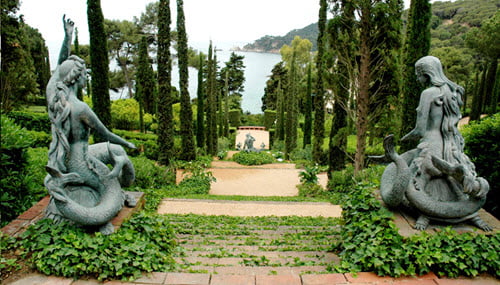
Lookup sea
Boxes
[110,42,282,114]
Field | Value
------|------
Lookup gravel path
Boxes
[158,199,341,217]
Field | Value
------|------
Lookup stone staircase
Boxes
[165,214,341,276]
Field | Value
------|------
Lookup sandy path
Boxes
[163,160,335,217]
[158,199,342,217]
[178,161,328,197]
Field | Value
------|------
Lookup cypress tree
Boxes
[275,80,285,143]
[312,0,327,163]
[137,36,155,132]
[74,28,83,100]
[196,54,205,148]
[327,0,353,173]
[285,51,298,159]
[206,42,218,155]
[223,70,230,138]
[87,0,112,142]
[400,0,431,151]
[177,0,195,161]
[303,63,313,148]
[157,0,175,165]
[136,37,156,115]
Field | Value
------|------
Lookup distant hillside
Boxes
[237,0,498,54]
[238,23,318,53]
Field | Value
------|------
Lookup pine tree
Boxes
[88,0,112,142]
[313,0,327,163]
[177,0,196,161]
[303,63,313,148]
[400,0,431,151]
[196,54,205,148]
[157,0,175,165]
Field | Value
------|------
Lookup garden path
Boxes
[159,160,342,276]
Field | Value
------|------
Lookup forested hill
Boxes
[238,0,498,54]
[238,23,318,53]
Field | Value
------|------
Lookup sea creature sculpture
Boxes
[380,56,491,231]
[43,16,136,234]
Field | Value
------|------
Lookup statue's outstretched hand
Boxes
[63,14,74,38]
[126,142,136,149]
[401,129,421,142]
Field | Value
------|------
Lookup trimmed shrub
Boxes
[112,129,159,160]
[128,155,175,189]
[111,99,154,131]
[461,113,500,218]
[29,130,51,147]
[6,111,50,133]
[0,116,36,227]
[232,151,275,165]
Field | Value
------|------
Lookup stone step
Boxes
[172,264,330,275]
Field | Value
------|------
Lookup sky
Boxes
[19,0,325,68]
[18,0,417,68]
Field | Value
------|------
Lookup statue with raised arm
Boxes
[243,133,257,152]
[380,56,491,231]
[44,16,137,234]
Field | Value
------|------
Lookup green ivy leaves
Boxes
[17,213,176,281]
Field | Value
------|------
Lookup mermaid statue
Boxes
[44,16,137,234]
[380,56,491,231]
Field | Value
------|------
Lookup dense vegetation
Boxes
[241,23,319,53]
[1,0,499,281]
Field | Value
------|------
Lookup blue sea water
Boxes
[110,42,281,114]
[176,42,282,114]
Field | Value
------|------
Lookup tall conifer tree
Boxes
[196,54,205,148]
[303,63,313,148]
[275,80,285,143]
[177,0,196,161]
[327,0,353,173]
[206,42,218,155]
[285,51,298,158]
[157,0,175,165]
[137,36,156,132]
[136,37,156,115]
[74,28,84,101]
[313,0,327,163]
[88,0,111,142]
[400,0,431,151]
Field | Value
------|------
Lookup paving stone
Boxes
[393,272,438,283]
[255,274,301,285]
[132,272,167,284]
[72,279,102,285]
[103,281,137,285]
[345,272,394,283]
[301,273,347,285]
[210,274,255,285]
[392,280,437,285]
[8,274,74,285]
[164,273,210,285]
[289,266,328,275]
[436,275,500,285]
